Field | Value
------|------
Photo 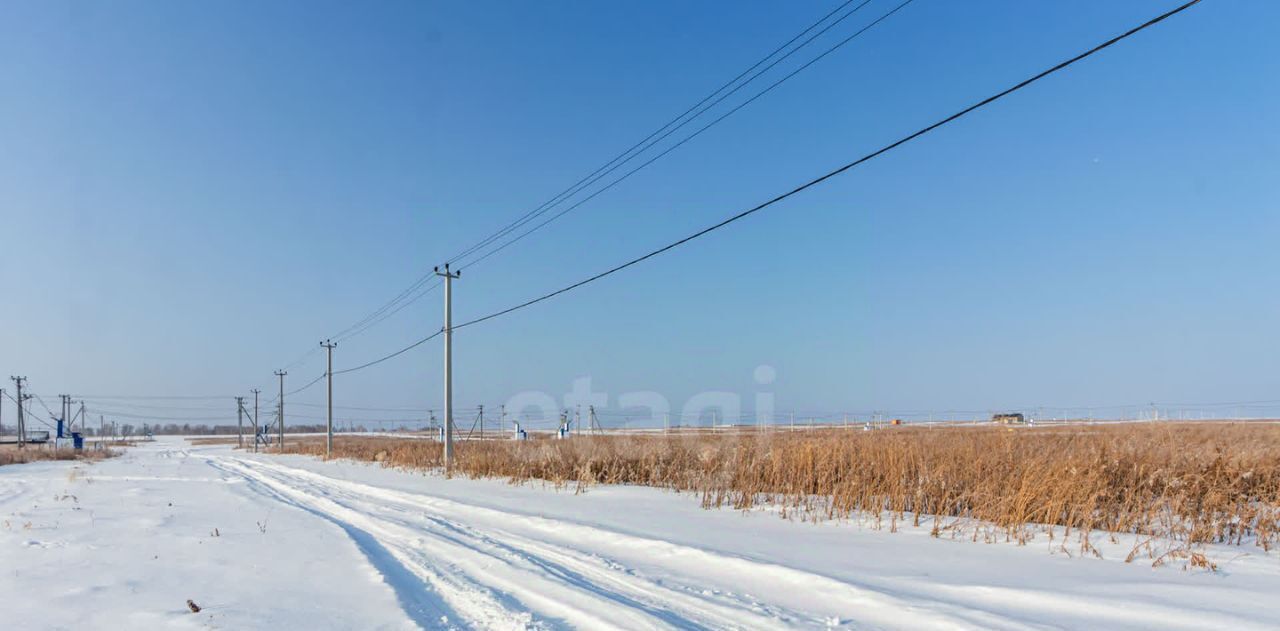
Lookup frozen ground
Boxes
[0,437,1277,630]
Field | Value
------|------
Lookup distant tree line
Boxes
[137,423,419,436]
[3,422,424,438]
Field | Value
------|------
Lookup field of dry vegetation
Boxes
[270,422,1280,566]
[0,446,119,467]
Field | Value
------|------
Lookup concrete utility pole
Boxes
[236,396,245,449]
[10,377,28,448]
[274,370,287,451]
[0,388,4,434]
[434,264,461,471]
[321,340,337,458]
[251,389,260,453]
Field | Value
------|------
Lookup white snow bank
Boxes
[0,436,1276,629]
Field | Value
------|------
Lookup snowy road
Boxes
[1,438,1278,630]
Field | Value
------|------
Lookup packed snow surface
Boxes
[0,437,1277,629]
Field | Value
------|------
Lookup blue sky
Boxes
[1,0,1276,425]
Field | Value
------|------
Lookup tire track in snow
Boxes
[251,461,1258,631]
[210,455,1015,629]
[210,457,757,629]
[205,458,524,630]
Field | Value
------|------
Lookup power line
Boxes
[334,282,441,344]
[74,400,230,412]
[456,0,915,273]
[455,0,916,272]
[30,393,58,419]
[333,329,444,376]
[239,0,1195,408]
[70,394,230,401]
[4,390,56,431]
[259,0,885,365]
[258,328,447,404]
[83,408,232,422]
[281,346,323,372]
[329,0,904,349]
[449,0,1201,331]
[251,0,1197,395]
[285,373,325,397]
[445,0,873,266]
[287,402,440,412]
[331,279,442,344]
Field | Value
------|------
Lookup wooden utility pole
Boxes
[321,340,337,458]
[274,370,287,451]
[433,264,461,471]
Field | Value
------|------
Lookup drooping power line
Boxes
[454,0,917,274]
[444,0,878,266]
[449,0,1202,331]
[265,0,896,363]
[259,0,1201,390]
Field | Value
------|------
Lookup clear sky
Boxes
[1,0,1276,426]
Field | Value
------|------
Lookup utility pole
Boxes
[274,370,287,451]
[0,387,4,434]
[58,394,68,441]
[251,388,260,453]
[589,405,602,435]
[99,415,104,449]
[434,263,461,471]
[321,340,337,458]
[236,396,245,449]
[10,377,27,448]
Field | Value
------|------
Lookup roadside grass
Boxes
[188,437,239,446]
[0,445,120,467]
[266,423,1280,565]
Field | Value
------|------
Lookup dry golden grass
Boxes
[273,423,1280,564]
[0,445,120,466]
[187,437,240,446]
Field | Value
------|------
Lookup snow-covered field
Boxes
[1,437,1277,630]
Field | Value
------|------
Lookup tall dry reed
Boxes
[0,446,118,466]
[275,423,1280,565]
